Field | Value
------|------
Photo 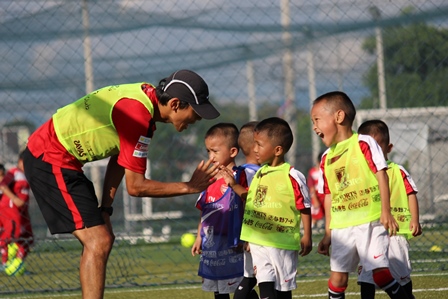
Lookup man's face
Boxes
[171,105,202,132]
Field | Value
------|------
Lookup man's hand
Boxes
[187,158,219,193]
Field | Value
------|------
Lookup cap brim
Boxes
[191,102,220,120]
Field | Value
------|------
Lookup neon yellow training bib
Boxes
[325,133,382,229]
[388,161,413,239]
[53,83,154,164]
[240,163,302,250]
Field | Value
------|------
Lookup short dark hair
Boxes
[255,117,293,153]
[314,91,356,125]
[205,123,239,149]
[238,121,259,156]
[358,119,390,147]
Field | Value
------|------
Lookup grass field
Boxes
[3,273,448,299]
[0,226,446,298]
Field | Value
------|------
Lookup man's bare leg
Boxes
[73,224,114,299]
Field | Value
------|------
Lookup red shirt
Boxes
[0,167,31,230]
[27,84,158,174]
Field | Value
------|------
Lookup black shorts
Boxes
[23,148,104,234]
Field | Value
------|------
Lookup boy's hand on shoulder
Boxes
[299,236,312,257]
[381,211,399,236]
[219,166,237,187]
[317,235,331,256]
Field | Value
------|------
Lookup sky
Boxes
[0,0,447,126]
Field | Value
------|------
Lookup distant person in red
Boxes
[0,150,34,268]
[307,151,325,228]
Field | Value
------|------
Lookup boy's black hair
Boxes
[255,117,293,153]
[358,119,390,146]
[314,91,356,125]
[238,121,259,156]
[205,123,239,149]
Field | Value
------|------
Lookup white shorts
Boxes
[243,250,255,277]
[250,243,298,292]
[202,276,244,294]
[358,235,411,285]
[331,221,389,273]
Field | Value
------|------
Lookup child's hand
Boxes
[191,236,202,257]
[410,220,422,237]
[299,236,312,257]
[381,211,399,236]
[243,242,251,252]
[317,235,331,256]
[219,166,237,187]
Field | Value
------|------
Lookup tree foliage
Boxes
[361,19,448,108]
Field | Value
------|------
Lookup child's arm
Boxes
[191,217,202,256]
[299,208,312,257]
[408,193,422,237]
[376,169,399,235]
[219,166,248,199]
[0,184,26,207]
[317,193,332,256]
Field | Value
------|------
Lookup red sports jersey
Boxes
[27,84,158,174]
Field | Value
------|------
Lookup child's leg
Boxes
[275,290,292,299]
[357,265,376,299]
[214,292,230,299]
[328,271,348,299]
[234,277,258,299]
[359,282,376,299]
[258,282,276,299]
[402,281,414,299]
[372,268,409,299]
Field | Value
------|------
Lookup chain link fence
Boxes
[0,0,447,294]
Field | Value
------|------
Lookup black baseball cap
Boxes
[163,70,220,120]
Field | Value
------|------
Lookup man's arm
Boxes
[123,158,219,198]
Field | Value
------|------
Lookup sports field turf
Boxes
[4,273,448,299]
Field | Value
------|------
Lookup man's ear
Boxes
[169,98,180,112]
[230,147,239,158]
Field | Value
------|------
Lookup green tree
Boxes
[361,20,448,108]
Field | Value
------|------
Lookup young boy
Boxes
[192,123,245,299]
[311,91,409,299]
[233,121,261,299]
[0,150,34,270]
[225,117,312,299]
[357,119,422,299]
